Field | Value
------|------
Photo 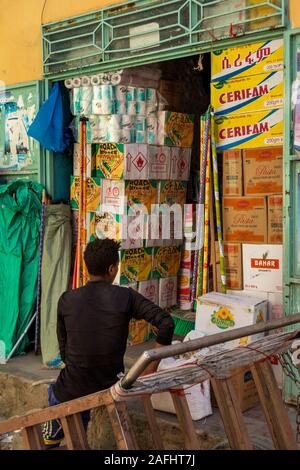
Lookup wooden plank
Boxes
[0,389,112,435]
[21,425,45,450]
[250,361,297,450]
[142,396,164,450]
[170,391,199,450]
[106,396,138,450]
[211,376,252,450]
[61,414,89,450]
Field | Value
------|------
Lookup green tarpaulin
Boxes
[0,180,43,359]
[40,204,72,368]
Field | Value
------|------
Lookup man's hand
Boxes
[139,342,164,377]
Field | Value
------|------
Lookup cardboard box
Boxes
[243,244,283,293]
[138,279,159,305]
[211,39,283,82]
[73,144,95,177]
[223,150,243,196]
[148,145,171,180]
[101,179,125,214]
[159,276,178,308]
[216,242,243,290]
[215,109,283,151]
[211,365,259,412]
[124,144,149,180]
[115,247,153,285]
[243,147,283,195]
[70,176,101,212]
[158,180,187,208]
[196,291,268,348]
[223,196,267,243]
[268,195,283,244]
[95,143,149,179]
[212,71,283,116]
[178,268,192,305]
[152,245,182,279]
[157,111,194,147]
[126,179,158,215]
[89,212,144,249]
[170,147,192,181]
[127,319,151,346]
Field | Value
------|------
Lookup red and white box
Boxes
[159,277,178,309]
[148,145,171,180]
[125,144,149,179]
[170,147,192,181]
[243,244,283,293]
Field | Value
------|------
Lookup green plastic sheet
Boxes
[0,180,43,358]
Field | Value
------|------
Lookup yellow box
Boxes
[94,143,125,179]
[152,245,182,279]
[211,39,283,82]
[70,176,101,212]
[90,211,122,241]
[157,111,195,147]
[215,109,283,151]
[116,247,153,285]
[211,71,283,116]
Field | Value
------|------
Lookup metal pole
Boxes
[4,313,37,363]
[121,313,300,390]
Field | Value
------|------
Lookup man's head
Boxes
[84,238,120,283]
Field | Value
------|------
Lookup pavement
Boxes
[0,341,299,450]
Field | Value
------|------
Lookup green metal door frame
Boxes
[283,27,300,405]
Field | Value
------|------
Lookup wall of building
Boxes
[0,0,121,86]
[290,0,300,29]
[0,0,299,87]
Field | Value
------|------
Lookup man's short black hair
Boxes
[84,238,121,276]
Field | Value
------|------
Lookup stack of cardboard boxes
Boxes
[70,112,194,344]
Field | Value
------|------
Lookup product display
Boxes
[115,247,153,284]
[243,146,283,195]
[243,244,283,293]
[222,149,243,196]
[159,277,178,308]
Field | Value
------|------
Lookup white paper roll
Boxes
[115,100,127,115]
[136,130,146,144]
[107,128,121,143]
[92,99,114,115]
[136,101,146,115]
[64,79,73,89]
[81,86,93,101]
[72,77,82,87]
[91,75,101,86]
[81,76,91,86]
[115,85,127,101]
[89,115,99,129]
[126,101,136,116]
[122,115,135,129]
[146,103,158,114]
[111,73,122,85]
[109,114,121,129]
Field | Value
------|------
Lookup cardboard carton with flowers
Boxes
[196,292,268,349]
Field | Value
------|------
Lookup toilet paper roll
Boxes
[146,103,158,114]
[115,100,127,115]
[80,100,92,116]
[98,128,108,142]
[64,79,73,89]
[122,115,135,129]
[136,101,146,115]
[146,88,157,102]
[109,114,122,129]
[107,128,121,143]
[72,77,82,87]
[137,87,146,101]
[136,130,147,144]
[89,115,99,129]
[99,115,111,128]
[126,101,136,116]
[99,85,114,100]
[81,76,91,86]
[146,115,158,131]
[147,130,157,145]
[115,85,127,101]
[111,73,122,85]
[126,86,137,101]
[92,99,115,115]
[91,75,101,86]
[102,73,111,85]
[135,116,147,131]
[81,86,93,101]
[121,128,135,144]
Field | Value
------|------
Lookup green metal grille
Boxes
[42,0,286,77]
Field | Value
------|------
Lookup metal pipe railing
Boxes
[121,313,300,390]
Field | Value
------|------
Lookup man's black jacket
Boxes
[53,280,174,402]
